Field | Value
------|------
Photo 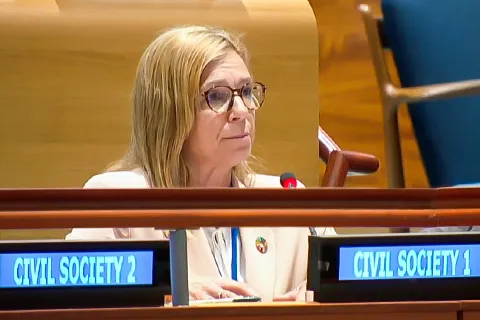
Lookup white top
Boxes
[66,169,338,300]
[203,227,245,282]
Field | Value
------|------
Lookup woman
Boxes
[66,25,336,302]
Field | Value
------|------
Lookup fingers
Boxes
[189,288,211,300]
[214,278,258,297]
[189,278,259,301]
[189,281,238,300]
[202,282,238,298]
[218,289,237,298]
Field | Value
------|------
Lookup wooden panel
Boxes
[0,0,319,189]
[312,0,429,189]
[0,312,457,320]
[457,300,480,320]
[0,0,319,239]
[0,302,461,320]
[4,187,480,229]
[2,188,480,241]
[464,312,480,320]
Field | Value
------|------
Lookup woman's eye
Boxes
[209,93,224,101]
[242,87,252,97]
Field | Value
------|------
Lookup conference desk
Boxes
[462,302,480,320]
[2,188,480,319]
[0,301,476,320]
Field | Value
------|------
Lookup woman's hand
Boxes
[273,281,307,302]
[189,278,259,300]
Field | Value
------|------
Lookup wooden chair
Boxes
[318,126,379,187]
[360,1,480,233]
[360,2,480,190]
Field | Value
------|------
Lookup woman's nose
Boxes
[228,96,249,121]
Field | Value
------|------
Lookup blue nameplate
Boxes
[339,244,477,280]
[308,234,480,303]
[2,251,154,288]
[0,240,169,310]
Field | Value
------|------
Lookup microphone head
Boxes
[280,172,297,188]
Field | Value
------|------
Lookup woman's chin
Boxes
[229,150,252,167]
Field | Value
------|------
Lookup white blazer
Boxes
[66,169,336,301]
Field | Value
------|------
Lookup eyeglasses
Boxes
[201,82,267,113]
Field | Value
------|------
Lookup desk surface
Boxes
[0,301,474,320]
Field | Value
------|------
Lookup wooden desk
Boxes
[459,301,480,320]
[0,302,460,320]
[0,187,479,319]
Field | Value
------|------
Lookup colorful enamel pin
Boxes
[255,236,268,254]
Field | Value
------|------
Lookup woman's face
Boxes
[184,51,255,169]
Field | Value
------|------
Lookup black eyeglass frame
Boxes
[200,81,267,113]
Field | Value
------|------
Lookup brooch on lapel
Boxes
[255,236,268,254]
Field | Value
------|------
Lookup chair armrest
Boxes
[318,126,380,175]
[386,79,480,105]
[342,150,380,174]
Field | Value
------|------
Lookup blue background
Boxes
[339,244,480,280]
[0,250,154,288]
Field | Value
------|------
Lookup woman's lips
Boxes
[223,133,250,140]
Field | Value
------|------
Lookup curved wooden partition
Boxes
[0,0,319,189]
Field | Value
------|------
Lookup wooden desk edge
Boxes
[0,301,463,318]
[459,300,480,310]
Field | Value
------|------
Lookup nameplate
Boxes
[3,251,153,288]
[339,244,476,280]
[0,240,170,310]
[307,233,480,302]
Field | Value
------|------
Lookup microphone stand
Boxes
[280,174,318,237]
[169,229,190,306]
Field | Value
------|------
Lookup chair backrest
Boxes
[381,0,480,187]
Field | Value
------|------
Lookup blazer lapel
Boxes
[241,228,276,302]
[187,229,220,279]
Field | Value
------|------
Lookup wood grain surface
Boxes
[0,0,319,188]
[311,0,429,189]
[0,301,460,320]
[1,188,480,229]
[3,207,480,229]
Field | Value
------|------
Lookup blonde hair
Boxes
[107,25,257,187]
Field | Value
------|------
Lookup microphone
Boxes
[280,172,297,188]
[279,172,317,236]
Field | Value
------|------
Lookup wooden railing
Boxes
[1,188,480,229]
[0,187,479,319]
